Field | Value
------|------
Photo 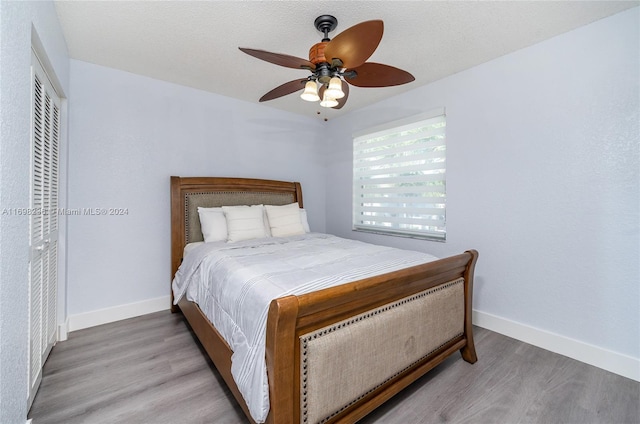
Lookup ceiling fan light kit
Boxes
[239,14,415,111]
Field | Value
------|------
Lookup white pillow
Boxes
[265,202,306,237]
[300,209,311,233]
[261,205,308,234]
[222,205,268,242]
[197,207,227,242]
[262,206,272,237]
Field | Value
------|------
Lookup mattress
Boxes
[172,233,438,423]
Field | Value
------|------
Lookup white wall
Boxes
[0,1,69,422]
[326,8,639,374]
[66,60,326,319]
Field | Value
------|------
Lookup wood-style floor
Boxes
[28,311,639,424]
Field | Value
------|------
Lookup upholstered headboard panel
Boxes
[185,191,296,244]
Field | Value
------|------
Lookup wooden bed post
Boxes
[265,295,300,424]
[460,249,479,364]
[170,176,184,313]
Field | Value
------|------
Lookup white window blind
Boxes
[353,110,446,240]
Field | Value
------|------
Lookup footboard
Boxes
[265,250,478,424]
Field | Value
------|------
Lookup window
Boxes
[352,109,446,241]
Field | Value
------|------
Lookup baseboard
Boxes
[68,295,171,332]
[57,317,70,341]
[65,301,638,380]
[473,310,639,382]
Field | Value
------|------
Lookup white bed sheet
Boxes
[172,233,438,423]
[183,241,204,258]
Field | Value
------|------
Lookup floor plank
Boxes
[29,311,639,424]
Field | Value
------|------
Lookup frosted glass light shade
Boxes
[320,91,338,108]
[324,77,345,99]
[300,81,320,102]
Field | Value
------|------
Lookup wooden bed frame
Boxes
[170,176,478,424]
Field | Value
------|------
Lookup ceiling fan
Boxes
[239,15,415,110]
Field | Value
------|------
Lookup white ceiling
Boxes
[54,1,637,120]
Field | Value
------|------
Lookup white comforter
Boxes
[172,233,438,423]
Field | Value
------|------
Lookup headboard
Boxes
[170,176,303,308]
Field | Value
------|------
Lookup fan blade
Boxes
[239,48,315,70]
[318,80,349,109]
[323,20,383,69]
[346,62,415,87]
[259,79,307,102]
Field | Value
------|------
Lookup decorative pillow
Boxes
[300,209,311,233]
[197,207,227,242]
[265,202,306,237]
[222,205,268,242]
[262,206,272,237]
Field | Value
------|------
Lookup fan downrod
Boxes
[314,15,338,41]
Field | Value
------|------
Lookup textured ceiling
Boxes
[54,1,637,120]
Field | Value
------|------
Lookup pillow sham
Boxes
[197,206,227,242]
[300,208,311,233]
[262,207,272,237]
[222,205,268,242]
[262,206,309,233]
[265,202,306,237]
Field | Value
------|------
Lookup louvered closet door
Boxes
[29,50,60,407]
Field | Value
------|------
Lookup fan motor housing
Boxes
[309,42,329,64]
[314,63,332,84]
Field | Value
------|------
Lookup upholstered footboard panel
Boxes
[299,278,465,424]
